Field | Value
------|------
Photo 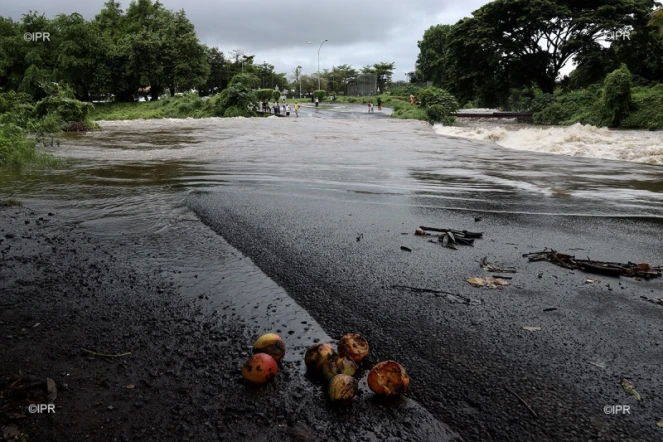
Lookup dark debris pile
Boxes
[523,249,662,279]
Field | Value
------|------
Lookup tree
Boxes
[324,64,357,94]
[602,64,632,127]
[649,7,663,32]
[372,62,395,92]
[417,0,657,106]
[52,13,110,100]
[198,47,227,96]
[161,10,209,96]
[566,5,663,89]
[415,25,453,87]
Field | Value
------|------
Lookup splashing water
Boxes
[434,122,663,165]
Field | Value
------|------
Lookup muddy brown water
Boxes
[2,115,663,439]
[4,115,663,357]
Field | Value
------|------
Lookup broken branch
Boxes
[81,348,131,358]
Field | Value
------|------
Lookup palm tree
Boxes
[649,7,663,33]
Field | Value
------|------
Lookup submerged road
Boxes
[183,115,663,441]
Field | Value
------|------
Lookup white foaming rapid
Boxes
[434,122,663,165]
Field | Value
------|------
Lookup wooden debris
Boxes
[523,249,662,279]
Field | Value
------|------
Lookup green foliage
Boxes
[414,87,459,124]
[388,84,422,97]
[34,83,93,126]
[620,84,663,130]
[256,89,274,102]
[91,94,207,120]
[426,104,455,125]
[0,123,59,169]
[0,91,36,128]
[416,0,657,107]
[229,73,260,90]
[602,64,632,128]
[314,90,326,101]
[531,81,663,129]
[271,90,281,102]
[392,106,427,121]
[417,87,458,110]
[204,82,257,118]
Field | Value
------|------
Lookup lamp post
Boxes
[309,39,328,90]
[296,66,302,98]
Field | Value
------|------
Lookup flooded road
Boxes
[2,113,663,441]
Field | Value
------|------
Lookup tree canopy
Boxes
[415,0,660,106]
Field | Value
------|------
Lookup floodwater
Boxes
[3,112,663,345]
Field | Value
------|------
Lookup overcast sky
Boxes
[1,0,492,80]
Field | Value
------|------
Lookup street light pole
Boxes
[296,65,302,98]
[315,39,328,90]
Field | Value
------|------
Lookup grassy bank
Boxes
[0,125,61,169]
[1,85,92,170]
[90,94,210,120]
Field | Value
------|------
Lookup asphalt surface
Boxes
[187,180,663,441]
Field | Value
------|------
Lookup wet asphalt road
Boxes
[181,113,663,441]
[188,187,663,441]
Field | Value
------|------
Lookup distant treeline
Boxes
[0,0,290,102]
[0,0,401,102]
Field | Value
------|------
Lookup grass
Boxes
[90,94,209,120]
[0,198,23,207]
[0,124,62,170]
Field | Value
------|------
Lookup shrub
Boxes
[34,82,93,123]
[426,104,455,125]
[256,89,273,102]
[532,103,569,125]
[417,87,458,110]
[415,87,458,124]
[0,123,58,169]
[392,106,427,121]
[314,90,326,101]
[530,94,556,113]
[271,90,281,102]
[204,83,257,118]
[602,64,632,128]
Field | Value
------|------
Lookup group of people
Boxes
[367,98,383,113]
[261,99,301,117]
